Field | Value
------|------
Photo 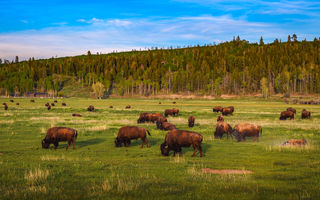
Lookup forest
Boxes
[1,35,320,97]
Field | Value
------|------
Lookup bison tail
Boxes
[75,130,78,138]
[147,130,151,136]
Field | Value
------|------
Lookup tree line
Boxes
[1,35,320,97]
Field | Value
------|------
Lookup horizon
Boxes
[1,0,320,61]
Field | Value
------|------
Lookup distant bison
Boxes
[42,127,78,150]
[125,105,131,109]
[45,103,50,107]
[54,100,58,103]
[72,113,82,117]
[4,104,8,110]
[10,100,14,102]
[16,103,19,105]
[30,99,35,103]
[159,122,177,131]
[287,107,296,114]
[214,121,232,139]
[217,115,224,122]
[280,111,294,120]
[62,103,66,106]
[282,139,307,146]
[165,109,174,117]
[137,112,149,123]
[159,102,162,104]
[213,106,223,113]
[115,126,151,148]
[160,129,203,157]
[222,107,233,116]
[173,101,176,104]
[156,117,168,129]
[172,108,179,116]
[301,109,311,119]
[87,105,94,111]
[47,105,51,110]
[232,123,262,142]
[51,103,55,106]
[188,115,195,127]
[109,105,113,108]
[2,103,6,105]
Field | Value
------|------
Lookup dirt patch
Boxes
[202,168,253,174]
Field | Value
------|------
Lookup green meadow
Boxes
[0,97,319,200]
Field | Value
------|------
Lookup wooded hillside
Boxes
[1,36,320,97]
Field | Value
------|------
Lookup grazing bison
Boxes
[45,103,50,107]
[287,107,296,114]
[72,113,82,117]
[213,106,223,113]
[172,108,179,116]
[16,103,19,105]
[10,100,14,102]
[165,109,174,117]
[137,113,149,123]
[301,109,311,119]
[4,104,8,110]
[173,101,176,104]
[42,127,78,150]
[214,122,233,139]
[54,100,58,103]
[188,115,195,127]
[217,115,224,122]
[51,103,55,106]
[109,105,113,108]
[222,107,233,116]
[150,113,165,123]
[160,129,203,157]
[279,111,294,120]
[125,105,131,109]
[87,105,94,111]
[115,126,151,148]
[156,117,168,129]
[2,103,6,105]
[282,139,307,146]
[232,123,262,142]
[47,105,51,110]
[159,102,162,104]
[159,122,177,131]
[30,99,35,102]
[62,103,66,106]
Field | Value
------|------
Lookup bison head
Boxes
[41,139,50,149]
[160,143,170,156]
[231,130,243,142]
[115,137,122,147]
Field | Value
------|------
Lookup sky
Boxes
[0,0,320,60]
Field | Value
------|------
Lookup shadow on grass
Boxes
[54,138,106,149]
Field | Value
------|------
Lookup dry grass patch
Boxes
[40,155,90,161]
[0,120,14,124]
[27,185,47,193]
[202,168,253,174]
[25,168,49,185]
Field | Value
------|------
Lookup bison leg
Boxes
[145,138,149,148]
[72,138,76,150]
[141,138,145,148]
[54,142,59,149]
[199,145,203,157]
[66,140,71,150]
[192,144,198,157]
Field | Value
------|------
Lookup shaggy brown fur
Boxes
[42,127,77,150]
[115,126,151,148]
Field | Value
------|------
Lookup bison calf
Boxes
[42,127,78,150]
[280,111,294,120]
[88,105,94,111]
[160,129,203,157]
[115,126,151,148]
[301,109,311,119]
[232,123,262,142]
[188,115,195,127]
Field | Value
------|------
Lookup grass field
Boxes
[0,97,319,200]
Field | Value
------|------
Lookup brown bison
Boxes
[217,115,224,122]
[214,121,233,139]
[150,113,165,123]
[115,126,151,148]
[72,113,82,117]
[4,104,8,110]
[54,100,58,103]
[173,101,176,104]
[159,102,162,104]
[280,111,294,120]
[125,105,131,109]
[156,117,168,129]
[160,129,203,157]
[109,105,113,108]
[287,107,296,114]
[87,105,94,111]
[30,99,35,102]
[42,127,78,150]
[213,106,223,113]
[159,122,177,131]
[10,100,14,102]
[282,139,307,146]
[137,113,149,123]
[62,103,66,106]
[232,123,262,142]
[222,107,233,116]
[45,103,50,107]
[172,108,179,116]
[165,109,174,117]
[16,103,19,105]
[188,115,195,127]
[47,105,51,110]
[2,103,7,105]
[51,103,55,106]
[301,109,311,119]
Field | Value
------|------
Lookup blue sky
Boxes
[0,0,320,60]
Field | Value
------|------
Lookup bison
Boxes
[217,115,224,122]
[301,109,311,119]
[222,107,233,116]
[4,104,8,110]
[54,100,58,103]
[125,105,131,109]
[214,122,233,139]
[137,113,149,123]
[45,103,50,107]
[160,129,203,157]
[41,127,78,150]
[16,103,19,105]
[213,106,223,113]
[172,108,179,116]
[156,117,168,129]
[30,99,35,102]
[47,105,51,110]
[115,126,151,148]
[280,111,294,120]
[282,139,307,146]
[62,103,66,106]
[188,115,195,127]
[232,123,262,142]
[159,102,162,104]
[165,109,174,117]
[2,103,6,105]
[87,105,94,111]
[109,105,113,108]
[287,107,296,114]
[10,100,14,102]
[51,103,55,106]
[72,113,82,117]
[173,101,176,104]
[159,122,177,131]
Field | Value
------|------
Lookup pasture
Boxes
[0,97,319,200]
